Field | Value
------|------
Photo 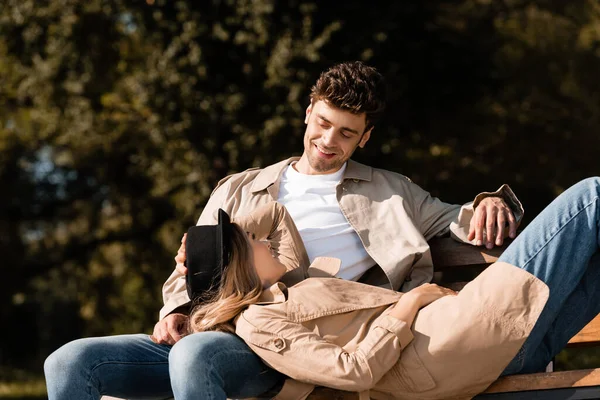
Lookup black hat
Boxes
[185,209,233,301]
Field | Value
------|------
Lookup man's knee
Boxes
[169,331,242,374]
[45,338,88,378]
[170,332,231,364]
[573,177,600,201]
[586,176,600,190]
[45,337,110,378]
[44,347,62,378]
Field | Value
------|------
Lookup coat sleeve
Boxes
[449,184,524,243]
[236,310,413,392]
[407,181,523,243]
[233,202,309,285]
[159,176,234,320]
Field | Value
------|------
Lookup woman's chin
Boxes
[261,280,272,289]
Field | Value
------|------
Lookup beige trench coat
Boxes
[236,259,549,400]
[160,157,523,319]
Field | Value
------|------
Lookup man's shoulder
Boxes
[372,166,413,184]
[219,166,262,182]
[348,159,414,185]
[213,157,296,192]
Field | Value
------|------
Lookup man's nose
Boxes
[321,129,335,147]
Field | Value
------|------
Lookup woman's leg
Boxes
[44,334,172,400]
[498,177,600,374]
[169,331,284,400]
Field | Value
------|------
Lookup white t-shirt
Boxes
[277,162,375,281]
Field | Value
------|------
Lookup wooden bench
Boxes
[307,237,600,399]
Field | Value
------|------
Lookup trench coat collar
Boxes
[256,282,288,304]
[258,257,342,304]
[250,158,373,194]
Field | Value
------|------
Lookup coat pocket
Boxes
[385,344,436,394]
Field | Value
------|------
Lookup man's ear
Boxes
[304,103,312,124]
[358,128,372,148]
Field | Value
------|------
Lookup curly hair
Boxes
[310,61,387,131]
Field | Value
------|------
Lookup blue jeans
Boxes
[500,177,600,374]
[44,332,283,400]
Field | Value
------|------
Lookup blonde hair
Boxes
[188,223,263,334]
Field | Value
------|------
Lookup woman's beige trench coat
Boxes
[232,202,550,400]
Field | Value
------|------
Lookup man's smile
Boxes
[314,143,336,158]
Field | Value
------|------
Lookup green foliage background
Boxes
[1,0,600,381]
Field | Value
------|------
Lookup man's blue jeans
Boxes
[44,331,283,400]
[500,177,600,374]
[45,177,600,398]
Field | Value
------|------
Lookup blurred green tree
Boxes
[0,0,599,374]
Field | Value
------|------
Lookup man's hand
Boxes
[175,233,187,275]
[150,313,189,345]
[468,197,518,249]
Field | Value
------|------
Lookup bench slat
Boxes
[483,368,600,393]
[307,387,357,399]
[429,237,506,269]
[308,368,600,398]
[568,314,600,347]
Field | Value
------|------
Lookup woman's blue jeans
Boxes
[45,177,600,398]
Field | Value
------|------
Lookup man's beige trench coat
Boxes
[232,206,549,400]
[160,157,522,319]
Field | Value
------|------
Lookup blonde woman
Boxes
[186,177,600,400]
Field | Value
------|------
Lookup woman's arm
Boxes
[236,310,413,392]
[236,284,456,392]
[388,283,457,327]
[234,201,309,284]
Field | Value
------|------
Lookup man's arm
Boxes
[408,181,523,248]
[451,184,523,248]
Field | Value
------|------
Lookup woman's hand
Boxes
[175,233,187,275]
[388,284,457,327]
[405,283,458,308]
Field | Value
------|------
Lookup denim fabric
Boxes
[500,177,600,375]
[44,332,283,400]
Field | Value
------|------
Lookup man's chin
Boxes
[308,157,343,174]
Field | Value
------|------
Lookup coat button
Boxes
[274,338,284,349]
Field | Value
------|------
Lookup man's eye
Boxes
[341,132,351,139]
